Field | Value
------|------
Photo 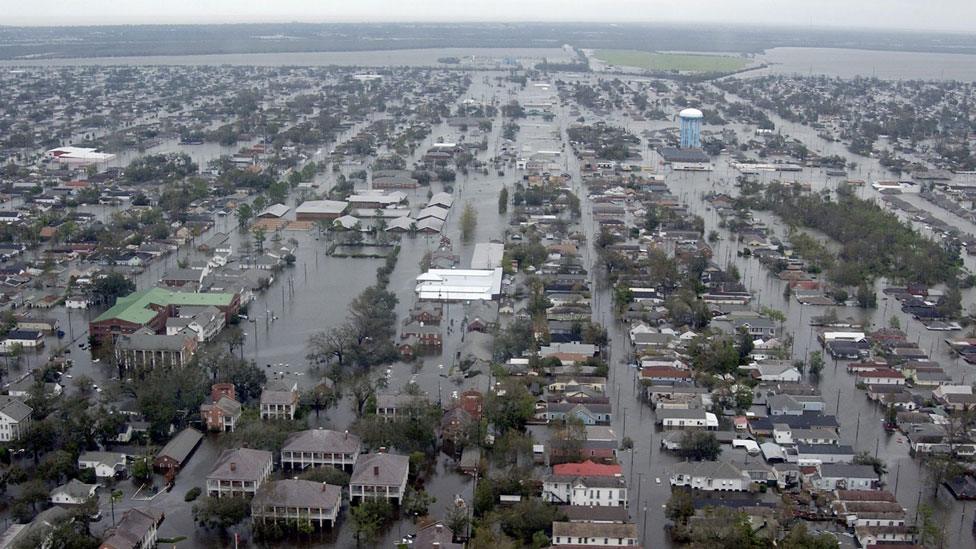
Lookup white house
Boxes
[657,409,718,430]
[78,451,127,479]
[551,522,638,547]
[811,464,878,491]
[349,453,409,504]
[744,361,801,382]
[50,479,98,505]
[543,461,627,507]
[669,460,750,492]
[0,396,32,442]
[855,369,905,386]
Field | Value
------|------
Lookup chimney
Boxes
[344,430,349,439]
[378,446,387,454]
[321,482,327,492]
[435,524,443,534]
[230,462,237,472]
[373,466,379,476]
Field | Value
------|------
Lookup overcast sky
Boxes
[6,0,976,33]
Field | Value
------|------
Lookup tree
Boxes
[665,490,694,523]
[498,187,509,214]
[192,496,250,530]
[485,380,536,433]
[206,353,266,402]
[889,315,902,330]
[130,457,152,483]
[298,467,349,486]
[307,325,355,366]
[498,498,561,545]
[91,272,135,306]
[252,227,267,253]
[402,488,435,517]
[938,285,962,318]
[917,504,944,549]
[678,431,721,461]
[235,203,253,229]
[853,451,887,476]
[808,350,825,378]
[460,201,477,243]
[780,523,839,549]
[351,498,393,545]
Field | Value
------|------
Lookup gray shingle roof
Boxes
[252,479,341,511]
[208,448,272,482]
[350,453,409,487]
[0,395,32,422]
[282,429,362,454]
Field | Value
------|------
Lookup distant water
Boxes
[0,47,570,67]
[751,47,976,80]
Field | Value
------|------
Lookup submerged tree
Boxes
[461,201,477,242]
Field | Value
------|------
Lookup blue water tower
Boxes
[679,108,703,149]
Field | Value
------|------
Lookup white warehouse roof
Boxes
[415,268,503,302]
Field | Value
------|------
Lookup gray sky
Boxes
[6,0,976,32]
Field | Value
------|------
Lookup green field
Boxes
[594,50,749,73]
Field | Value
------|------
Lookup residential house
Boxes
[0,330,44,351]
[115,328,198,370]
[251,480,342,528]
[795,444,855,464]
[99,508,164,549]
[260,380,299,420]
[657,408,718,430]
[811,464,879,491]
[669,460,751,492]
[349,452,410,504]
[200,383,242,432]
[746,361,802,383]
[206,448,274,498]
[855,369,906,386]
[0,395,32,442]
[78,451,127,479]
[50,479,98,506]
[414,521,462,549]
[543,461,627,507]
[281,429,362,471]
[545,401,612,425]
[551,521,638,547]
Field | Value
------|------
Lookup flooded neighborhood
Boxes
[0,12,974,549]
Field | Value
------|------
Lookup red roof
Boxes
[856,369,904,379]
[553,460,621,477]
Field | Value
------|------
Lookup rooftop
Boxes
[93,288,236,325]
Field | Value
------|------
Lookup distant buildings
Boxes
[45,146,116,165]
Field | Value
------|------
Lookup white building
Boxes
[0,396,32,442]
[78,451,127,479]
[669,460,750,492]
[50,479,98,505]
[281,429,362,471]
[206,448,274,498]
[415,269,503,301]
[551,522,638,547]
[349,453,409,504]
[46,146,115,165]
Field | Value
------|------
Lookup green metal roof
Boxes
[93,287,235,325]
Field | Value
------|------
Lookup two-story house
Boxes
[206,448,273,498]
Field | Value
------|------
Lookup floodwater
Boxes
[14,51,976,547]
[750,46,976,80]
[0,48,571,68]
